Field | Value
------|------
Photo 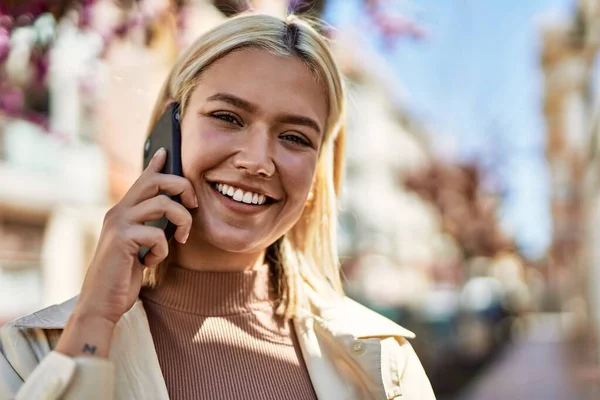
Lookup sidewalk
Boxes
[456,313,597,400]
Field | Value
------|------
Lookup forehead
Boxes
[189,48,328,127]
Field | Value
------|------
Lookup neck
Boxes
[170,236,266,273]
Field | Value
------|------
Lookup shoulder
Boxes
[1,295,77,352]
[306,294,436,398]
[342,296,416,338]
[311,293,416,339]
[0,296,77,384]
[1,296,77,373]
[5,296,78,330]
[333,297,436,398]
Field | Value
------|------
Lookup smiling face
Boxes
[179,48,328,261]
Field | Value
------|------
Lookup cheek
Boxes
[277,152,317,201]
[180,128,233,177]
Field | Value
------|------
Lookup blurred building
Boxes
[581,0,600,380]
[0,13,109,323]
[329,27,445,310]
[540,0,600,382]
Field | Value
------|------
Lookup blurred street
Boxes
[457,313,596,400]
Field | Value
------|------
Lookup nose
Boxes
[232,127,275,177]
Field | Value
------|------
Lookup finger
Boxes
[129,194,193,244]
[143,147,197,209]
[123,171,198,210]
[121,147,168,208]
[126,225,170,266]
[147,147,167,173]
[137,173,198,211]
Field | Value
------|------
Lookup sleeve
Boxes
[0,324,115,400]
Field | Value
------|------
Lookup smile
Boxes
[213,182,272,205]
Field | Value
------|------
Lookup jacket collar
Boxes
[314,295,415,340]
[12,292,415,400]
[301,283,415,340]
[11,296,78,329]
[297,290,415,400]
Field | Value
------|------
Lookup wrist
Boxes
[56,308,116,359]
[72,297,123,326]
[70,308,117,332]
[73,302,120,327]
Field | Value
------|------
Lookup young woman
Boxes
[0,13,435,400]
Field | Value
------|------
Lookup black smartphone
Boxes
[138,102,183,265]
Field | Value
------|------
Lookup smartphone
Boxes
[138,102,183,265]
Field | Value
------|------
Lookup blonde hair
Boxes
[143,13,346,319]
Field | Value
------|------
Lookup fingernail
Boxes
[182,232,189,244]
[194,197,199,208]
[153,147,165,158]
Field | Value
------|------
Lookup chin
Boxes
[202,226,270,253]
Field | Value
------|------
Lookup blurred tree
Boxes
[1,1,77,20]
[404,163,515,259]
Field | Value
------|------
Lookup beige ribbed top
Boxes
[139,263,317,400]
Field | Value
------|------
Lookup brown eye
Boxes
[281,134,310,147]
[212,112,242,126]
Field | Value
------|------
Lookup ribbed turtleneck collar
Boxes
[139,263,276,316]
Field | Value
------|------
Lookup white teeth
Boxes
[242,192,253,204]
[233,189,244,201]
[214,182,269,205]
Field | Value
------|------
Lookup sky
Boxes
[323,0,577,259]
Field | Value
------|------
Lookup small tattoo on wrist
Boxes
[83,343,97,355]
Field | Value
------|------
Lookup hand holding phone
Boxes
[57,107,196,354]
[138,103,185,265]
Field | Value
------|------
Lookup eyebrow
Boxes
[207,92,256,113]
[206,92,322,135]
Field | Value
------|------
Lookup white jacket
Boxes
[0,293,435,399]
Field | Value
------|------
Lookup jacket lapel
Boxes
[293,315,358,399]
[296,290,415,400]
[108,300,169,400]
[13,297,170,400]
